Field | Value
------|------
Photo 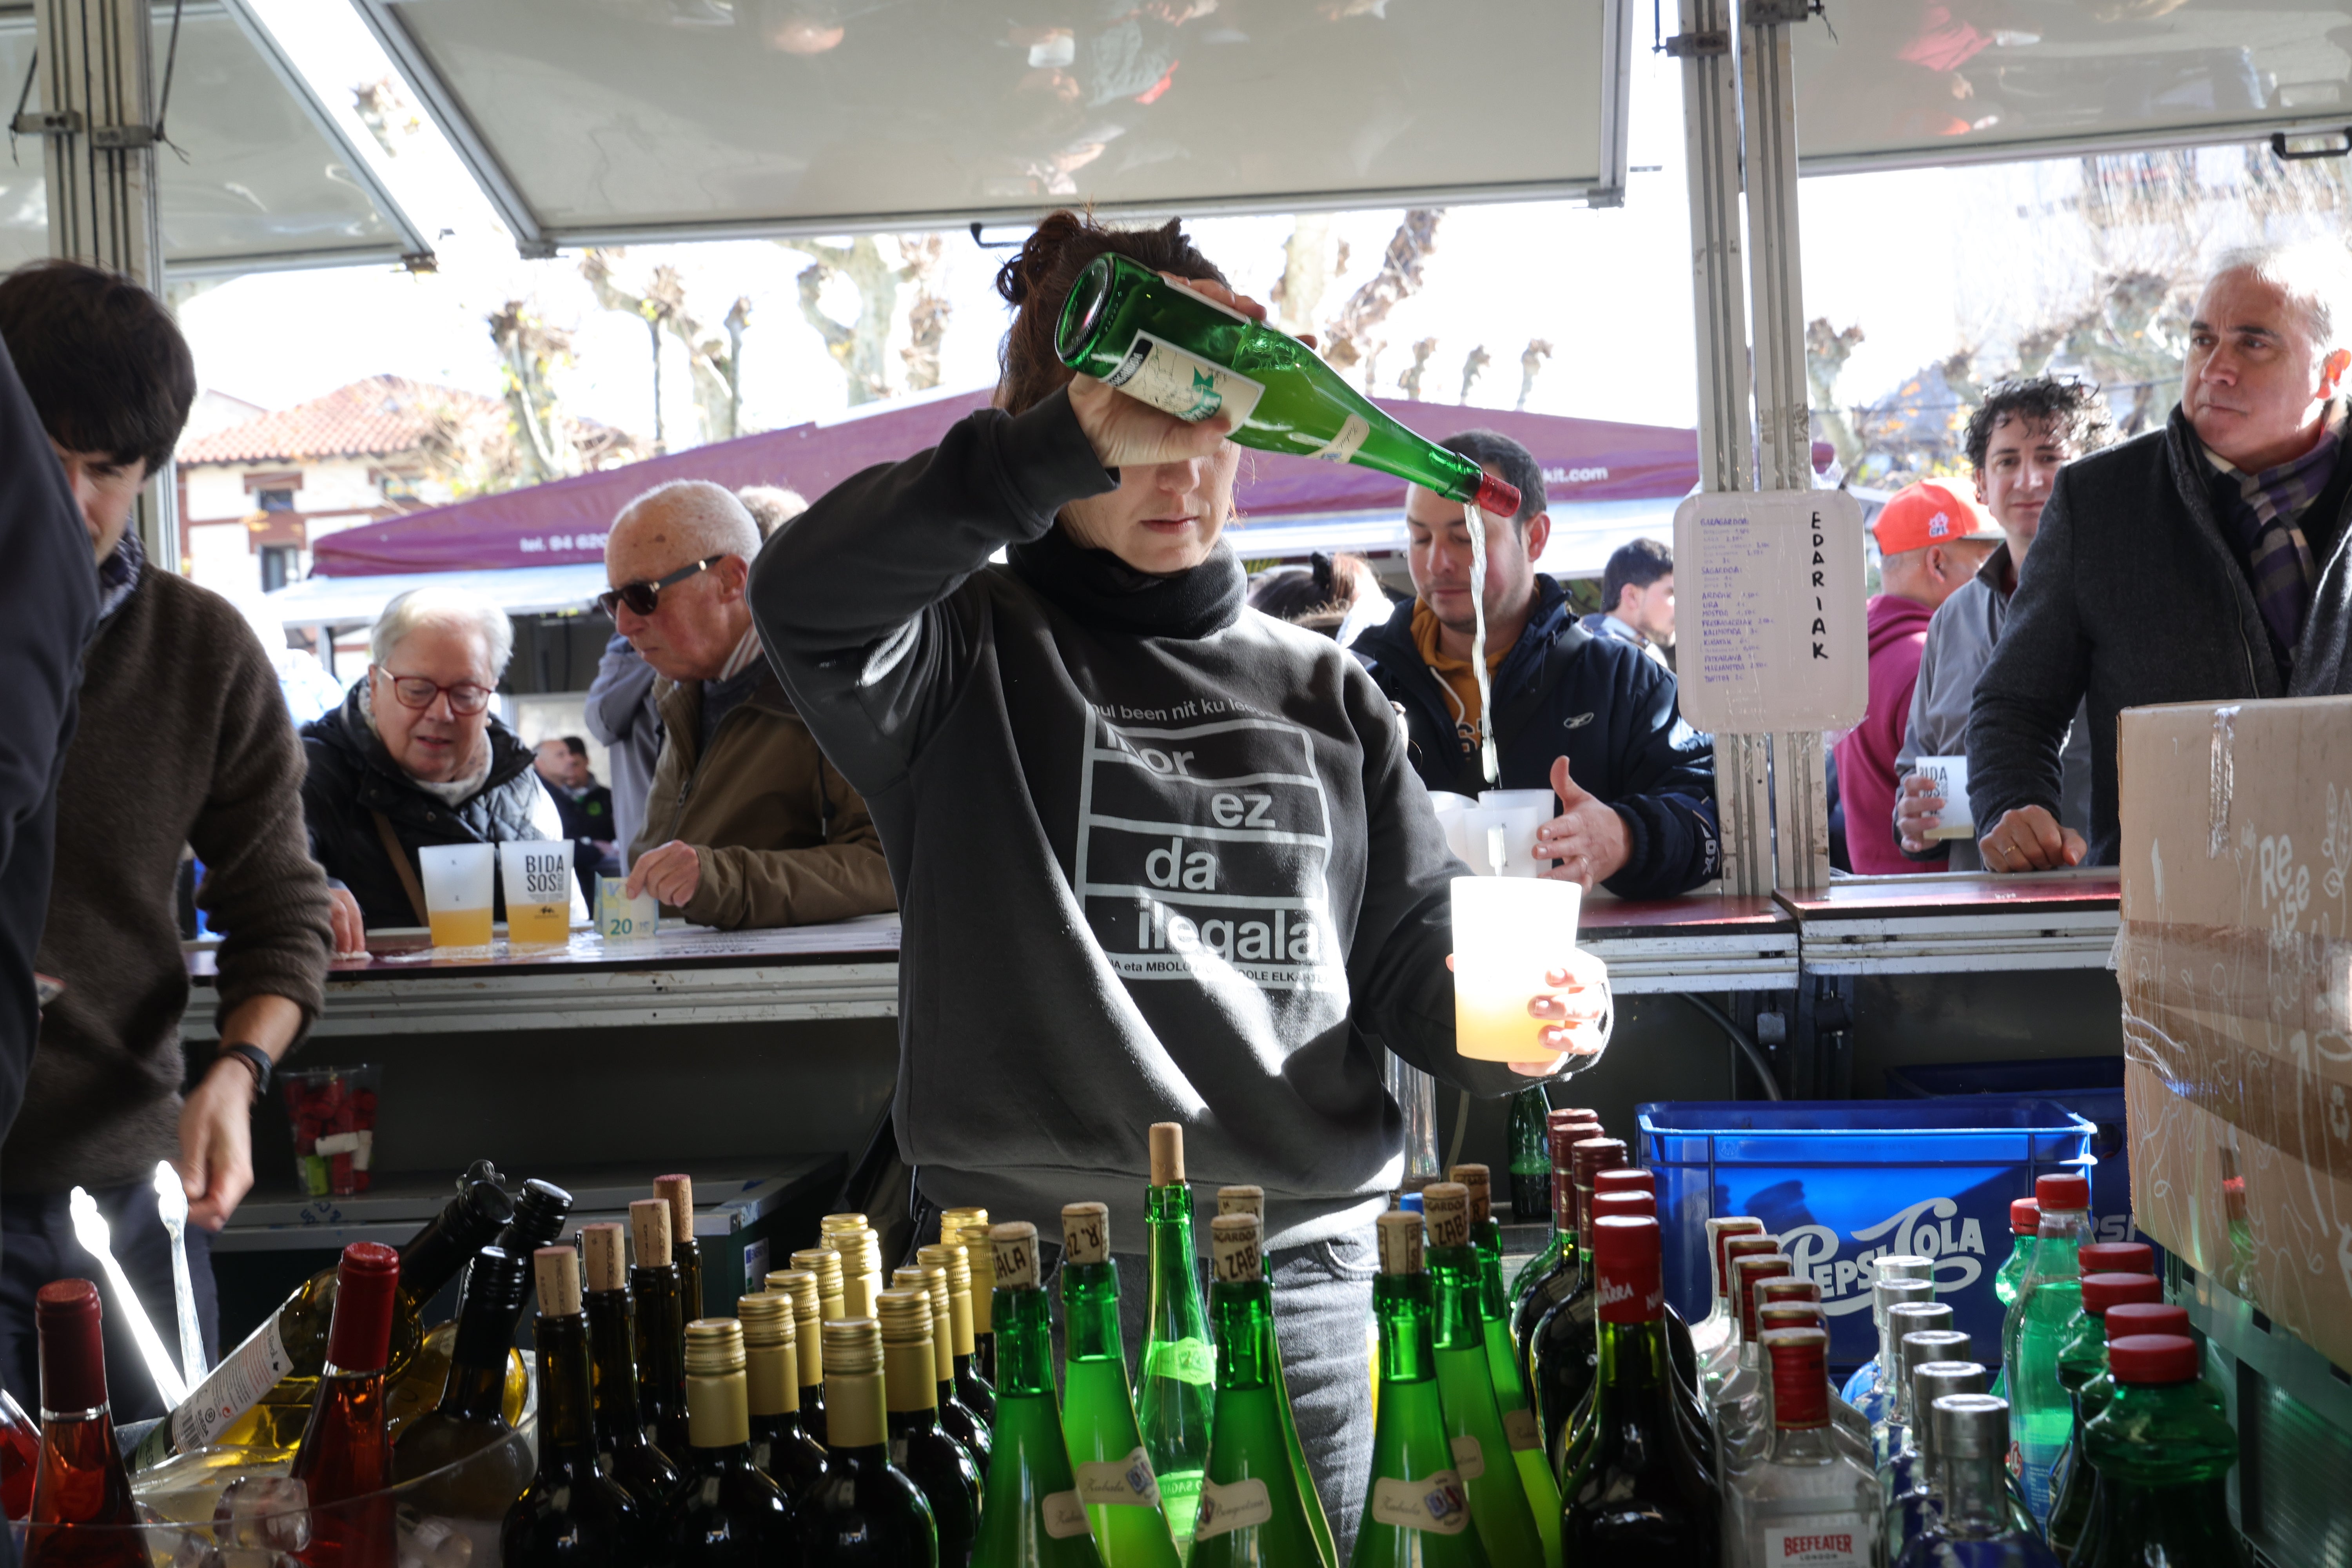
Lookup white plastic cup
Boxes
[1451,877,1583,1062]
[1915,755,1973,840]
[1427,791,1476,867]
[597,876,660,942]
[1465,802,1547,877]
[498,840,573,947]
[416,843,495,948]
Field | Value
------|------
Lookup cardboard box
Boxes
[2118,697,2352,1373]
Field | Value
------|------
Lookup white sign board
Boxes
[1673,490,1866,734]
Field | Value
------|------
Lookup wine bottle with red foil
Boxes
[1724,1328,1878,1568]
[742,1291,827,1498]
[1559,1215,1720,1564]
[502,1247,640,1567]
[0,1384,39,1521]
[580,1222,682,1523]
[632,1197,693,1458]
[1692,1216,1768,1392]
[289,1243,405,1568]
[22,1279,140,1567]
[1525,1137,1627,1464]
[1506,1112,1597,1333]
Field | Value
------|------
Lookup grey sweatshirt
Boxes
[753,388,1537,1252]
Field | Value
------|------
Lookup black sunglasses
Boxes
[597,554,725,618]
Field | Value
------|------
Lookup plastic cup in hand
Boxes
[1450,877,1583,1062]
[597,876,660,942]
[1915,755,1973,840]
[498,840,573,947]
[1428,791,1476,867]
[281,1065,380,1197]
[1480,789,1557,877]
[415,842,494,948]
[1463,803,1546,877]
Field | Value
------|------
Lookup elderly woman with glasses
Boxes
[301,586,586,945]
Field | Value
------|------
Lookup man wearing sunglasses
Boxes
[604,481,894,929]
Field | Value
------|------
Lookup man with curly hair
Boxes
[1894,376,2116,868]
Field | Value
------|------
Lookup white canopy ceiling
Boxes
[0,0,428,276]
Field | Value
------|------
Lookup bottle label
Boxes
[1143,1336,1215,1386]
[1194,1476,1272,1537]
[1450,1432,1486,1480]
[1101,331,1266,427]
[1501,1406,1543,1452]
[1309,413,1370,463]
[1368,1472,1471,1534]
[1042,1490,1092,1539]
[167,1311,292,1455]
[1074,1446,1162,1507]
[1762,1518,1871,1565]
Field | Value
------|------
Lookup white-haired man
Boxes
[605,481,893,929]
[301,586,587,933]
[1972,242,2352,868]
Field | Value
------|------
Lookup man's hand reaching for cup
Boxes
[1535,757,1630,889]
[1448,947,1612,1077]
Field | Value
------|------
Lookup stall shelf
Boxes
[1573,894,1797,994]
[1778,870,2121,976]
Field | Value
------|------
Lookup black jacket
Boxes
[1969,403,2352,864]
[1352,577,1720,900]
[299,684,553,928]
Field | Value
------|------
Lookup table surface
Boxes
[1775,869,2121,921]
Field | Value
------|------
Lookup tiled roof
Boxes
[179,375,501,465]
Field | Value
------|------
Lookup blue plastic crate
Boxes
[1881,1057,2161,1268]
[1637,1098,2095,1372]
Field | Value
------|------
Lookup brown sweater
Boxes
[6,566,332,1192]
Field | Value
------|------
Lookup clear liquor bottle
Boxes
[1874,1322,1967,1502]
[1702,1234,1784,1414]
[769,1267,831,1446]
[741,1290,827,1499]
[1216,1184,1336,1568]
[24,1279,155,1568]
[1838,1261,1934,1426]
[2074,1335,2246,1568]
[1423,1182,1545,1568]
[285,1244,403,1568]
[1451,1163,1559,1566]
[970,1223,1105,1568]
[1872,1301,1955,1470]
[1884,1360,1992,1562]
[1748,1297,1872,1468]
[895,1261,992,1476]
[1692,1216,1768,1385]
[631,1197,694,1459]
[1728,1328,1880,1568]
[1057,1202,1182,1568]
[2007,1172,2091,1523]
[1188,1212,1329,1568]
[878,1288,983,1566]
[1353,1211,1487,1568]
[579,1222,681,1526]
[1895,1394,2060,1568]
[1706,1251,1794,1485]
[1137,1124,1213,1552]
[501,1247,640,1567]
[664,1318,798,1565]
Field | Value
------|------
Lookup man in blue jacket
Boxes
[1354,430,1720,898]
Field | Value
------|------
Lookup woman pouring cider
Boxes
[753,211,1610,1555]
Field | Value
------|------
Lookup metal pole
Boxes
[32,0,176,570]
[1674,0,1773,895]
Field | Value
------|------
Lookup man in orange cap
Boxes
[1835,481,2002,873]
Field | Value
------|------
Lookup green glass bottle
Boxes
[631,1198,694,1459]
[1137,1124,1214,1552]
[879,1288,982,1567]
[1189,1212,1331,1568]
[391,1245,535,1521]
[2045,1295,2187,1564]
[1056,252,1522,515]
[663,1318,798,1566]
[1353,1210,1489,1568]
[580,1224,682,1536]
[1505,1114,1595,1319]
[741,1291,827,1499]
[971,1223,1107,1568]
[2075,1334,2247,1568]
[798,1317,941,1566]
[658,1174,706,1321]
[1421,1183,1545,1568]
[502,1248,640,1568]
[1215,1185,1336,1568]
[1504,1092,1551,1223]
[1057,1202,1182,1568]
[1989,1198,2038,1401]
[1449,1165,1560,1567]
[2008,1172,2091,1523]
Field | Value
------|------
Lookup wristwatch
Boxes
[218,1042,274,1097]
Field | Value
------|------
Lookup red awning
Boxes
[309,388,1697,577]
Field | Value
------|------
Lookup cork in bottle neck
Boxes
[991,1222,1040,1289]
[1149,1122,1185,1186]
[1376,1210,1425,1275]
[581,1223,628,1294]
[1210,1213,1261,1284]
[628,1198,671,1269]
[534,1245,583,1318]
[1422,1182,1470,1249]
[1062,1201,1110,1265]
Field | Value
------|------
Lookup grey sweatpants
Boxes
[1037,1223,1378,1563]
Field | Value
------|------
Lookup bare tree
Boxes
[580,249,752,448]
[352,76,423,157]
[1269,214,1337,337]
[1399,337,1438,401]
[488,301,583,484]
[1320,209,1444,371]
[778,234,950,406]
[1361,339,1386,394]
[1804,318,1865,470]
[1516,339,1553,411]
[1459,345,1491,403]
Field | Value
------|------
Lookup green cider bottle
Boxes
[1055,252,1521,517]
[2074,1334,2248,1568]
[1353,1210,1490,1568]
[2008,1171,2091,1523]
[1214,1185,1336,1568]
[1189,1212,1332,1568]
[1989,1198,2038,1401]
[971,1223,1106,1568]
[1423,1182,1546,1568]
[1449,1164,1561,1567]
[1504,1092,1551,1223]
[1137,1125,1214,1552]
[1056,1203,1182,1568]
[2045,1295,2188,1564]
[1506,1112,1595,1310]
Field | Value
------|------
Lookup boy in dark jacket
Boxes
[1352,430,1720,900]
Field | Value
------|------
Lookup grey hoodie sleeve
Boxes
[751,388,1116,793]
[1968,473,2091,834]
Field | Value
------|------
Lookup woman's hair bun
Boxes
[994,210,1229,416]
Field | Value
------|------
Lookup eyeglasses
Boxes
[379,670,494,716]
[597,554,726,618]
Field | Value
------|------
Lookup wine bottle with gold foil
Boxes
[657,1175,705,1322]
[632,1197,692,1458]
[895,1262,992,1477]
[1214,1185,1335,1568]
[1058,1202,1182,1568]
[502,1247,639,1567]
[823,1216,885,1323]
[951,1218,997,1386]
[793,1246,849,1323]
[919,1241,996,1425]
[1189,1212,1328,1568]
[971,1224,1105,1568]
[798,1318,940,1566]
[741,1291,826,1498]
[392,1246,535,1524]
[581,1222,681,1521]
[663,1318,796,1565]
[769,1268,829,1446]
[1138,1124,1213,1553]
[880,1288,983,1565]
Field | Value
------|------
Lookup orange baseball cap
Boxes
[1870,479,2002,555]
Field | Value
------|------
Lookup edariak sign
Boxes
[1673,489,1867,734]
